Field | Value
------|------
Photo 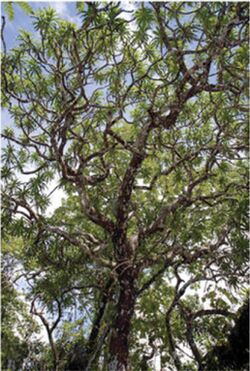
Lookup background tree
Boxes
[2,238,43,370]
[1,2,249,370]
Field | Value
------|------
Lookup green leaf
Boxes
[18,2,33,15]
[76,2,85,14]
[4,2,14,21]
[135,5,154,31]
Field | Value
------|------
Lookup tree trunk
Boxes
[108,264,137,371]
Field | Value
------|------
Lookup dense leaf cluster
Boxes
[1,2,249,370]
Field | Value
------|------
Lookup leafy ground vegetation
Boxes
[1,2,249,370]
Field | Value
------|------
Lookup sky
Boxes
[2,2,80,50]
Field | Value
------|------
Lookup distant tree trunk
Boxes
[108,263,137,371]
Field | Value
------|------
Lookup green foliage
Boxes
[1,2,249,370]
[135,5,154,32]
[204,301,249,371]
[2,241,40,370]
[33,7,58,31]
[3,2,14,21]
[18,2,33,15]
[76,2,85,14]
[3,1,33,21]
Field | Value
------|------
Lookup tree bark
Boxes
[108,264,137,371]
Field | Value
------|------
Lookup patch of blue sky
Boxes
[1,109,13,131]
[1,2,81,52]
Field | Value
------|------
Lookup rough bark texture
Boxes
[108,263,137,371]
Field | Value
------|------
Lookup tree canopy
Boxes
[1,2,249,371]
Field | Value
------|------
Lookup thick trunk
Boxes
[108,265,137,371]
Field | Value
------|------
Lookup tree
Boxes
[1,2,249,370]
[2,238,42,370]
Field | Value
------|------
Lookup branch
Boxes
[83,277,114,370]
[45,225,115,268]
[136,260,171,297]
[1,16,6,54]
[30,295,62,370]
[76,177,115,234]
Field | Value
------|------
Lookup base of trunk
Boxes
[108,265,137,371]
